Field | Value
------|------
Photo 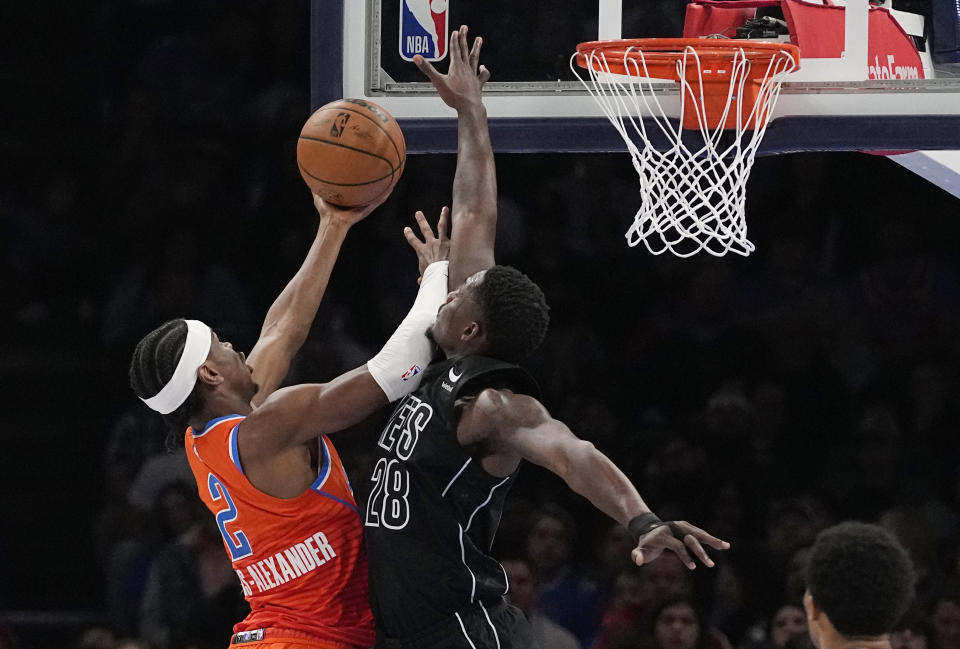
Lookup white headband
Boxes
[141,319,213,414]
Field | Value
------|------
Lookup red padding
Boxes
[683,0,924,78]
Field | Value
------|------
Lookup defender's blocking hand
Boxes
[404,206,451,283]
[413,25,490,111]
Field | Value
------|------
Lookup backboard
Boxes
[314,0,960,155]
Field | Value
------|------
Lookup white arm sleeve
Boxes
[367,260,448,402]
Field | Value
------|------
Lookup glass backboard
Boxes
[313,0,960,156]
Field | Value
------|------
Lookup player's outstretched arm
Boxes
[414,25,495,290]
[459,388,730,569]
[245,192,385,406]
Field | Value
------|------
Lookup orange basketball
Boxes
[297,98,406,207]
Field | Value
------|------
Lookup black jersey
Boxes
[364,355,540,639]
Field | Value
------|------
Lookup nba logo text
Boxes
[400,0,448,62]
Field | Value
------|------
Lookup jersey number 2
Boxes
[365,458,409,530]
[208,473,253,560]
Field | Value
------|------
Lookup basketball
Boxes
[297,98,406,207]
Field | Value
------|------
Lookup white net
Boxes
[572,41,799,257]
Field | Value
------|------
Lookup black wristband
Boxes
[628,512,663,542]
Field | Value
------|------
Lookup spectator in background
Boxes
[528,503,606,644]
[824,404,905,519]
[139,483,242,649]
[0,626,16,649]
[932,592,960,649]
[100,225,256,353]
[97,408,168,561]
[640,553,695,604]
[784,545,813,606]
[881,505,952,603]
[596,521,641,585]
[740,603,810,649]
[595,557,703,649]
[891,609,938,649]
[641,436,710,519]
[769,605,808,649]
[611,596,724,649]
[78,627,116,649]
[650,598,715,649]
[748,499,826,612]
[501,557,582,649]
[767,500,824,565]
[782,632,816,649]
[114,638,148,649]
[593,567,647,649]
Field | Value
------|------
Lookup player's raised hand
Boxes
[631,520,730,570]
[413,25,490,111]
[312,190,387,227]
[404,206,451,283]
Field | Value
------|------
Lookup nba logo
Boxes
[400,0,448,62]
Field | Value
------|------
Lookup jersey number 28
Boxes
[365,458,410,530]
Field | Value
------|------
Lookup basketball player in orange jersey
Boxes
[362,27,730,648]
[128,189,454,649]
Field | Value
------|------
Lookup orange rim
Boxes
[575,38,799,79]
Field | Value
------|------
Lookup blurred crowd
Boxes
[3,2,960,649]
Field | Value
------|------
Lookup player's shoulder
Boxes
[466,386,546,427]
[188,414,246,441]
[453,355,541,401]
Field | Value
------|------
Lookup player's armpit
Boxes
[239,367,389,461]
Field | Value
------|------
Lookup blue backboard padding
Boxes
[396,116,960,155]
[311,0,342,111]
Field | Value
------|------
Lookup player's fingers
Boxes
[663,536,697,570]
[414,55,442,83]
[469,36,482,70]
[478,65,491,86]
[449,29,461,65]
[631,545,663,566]
[414,210,434,240]
[403,226,423,249]
[459,26,469,63]
[677,521,730,551]
[684,534,715,568]
[437,206,450,241]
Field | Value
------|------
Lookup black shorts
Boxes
[375,598,538,649]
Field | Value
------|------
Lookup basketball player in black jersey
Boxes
[363,26,730,649]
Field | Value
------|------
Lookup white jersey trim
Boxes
[458,523,478,603]
[455,612,479,649]
[479,601,502,649]
[442,458,472,498]
[464,476,511,533]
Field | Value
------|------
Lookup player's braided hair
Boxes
[129,318,200,445]
[807,522,915,637]
[472,265,549,363]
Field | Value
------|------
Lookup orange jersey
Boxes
[185,415,374,648]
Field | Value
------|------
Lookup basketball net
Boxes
[572,40,799,257]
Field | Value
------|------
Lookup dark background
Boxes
[2,2,960,649]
